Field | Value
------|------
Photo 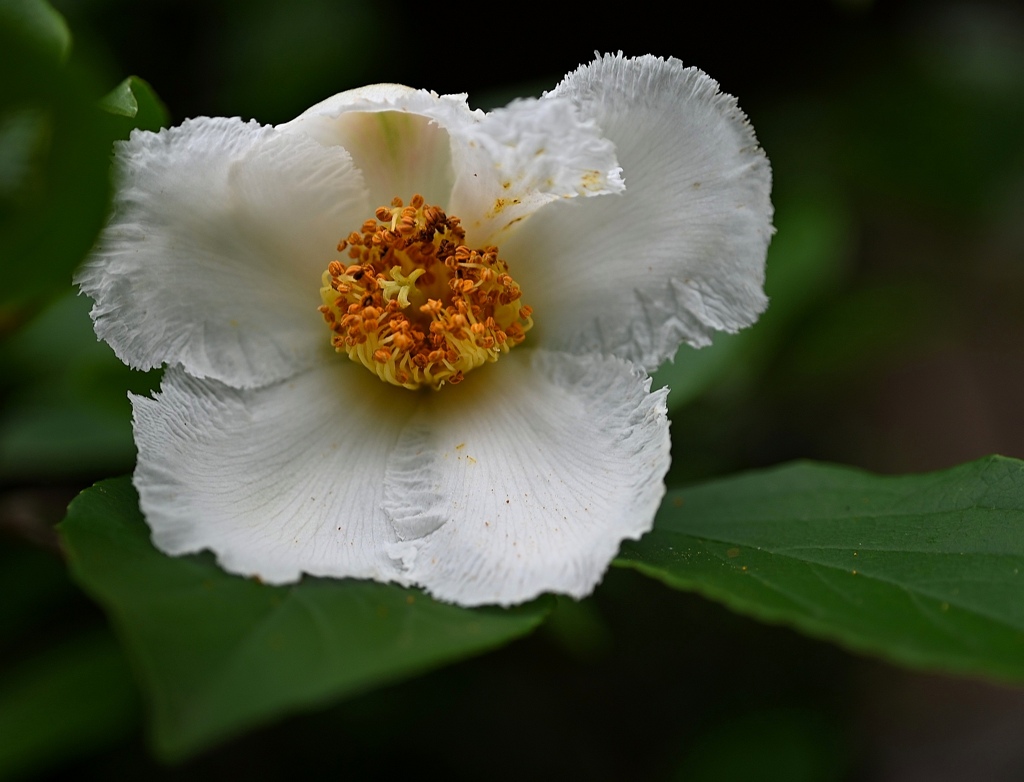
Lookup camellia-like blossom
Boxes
[77,53,772,606]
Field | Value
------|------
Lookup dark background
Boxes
[2,0,1024,778]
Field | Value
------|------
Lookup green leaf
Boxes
[0,630,139,779]
[0,27,111,317]
[617,456,1024,682]
[0,0,71,62]
[58,478,551,760]
[99,76,169,134]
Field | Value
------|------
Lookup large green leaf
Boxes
[617,455,1024,682]
[59,478,551,760]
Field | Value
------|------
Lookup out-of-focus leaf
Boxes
[0,26,110,318]
[0,0,70,62]
[100,76,169,135]
[543,596,612,662]
[673,707,846,782]
[0,292,156,481]
[618,456,1024,682]
[0,541,70,645]
[0,401,138,479]
[217,0,376,122]
[0,630,139,779]
[59,478,552,760]
[781,280,943,382]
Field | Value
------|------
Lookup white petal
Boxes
[77,117,369,388]
[132,363,418,585]
[380,349,670,606]
[505,53,773,370]
[445,96,624,244]
[279,84,472,212]
[280,86,623,246]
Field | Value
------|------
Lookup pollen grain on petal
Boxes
[319,195,534,390]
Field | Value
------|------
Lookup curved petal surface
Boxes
[279,85,470,210]
[132,362,418,585]
[381,349,670,606]
[77,117,369,388]
[506,53,773,370]
[445,96,623,245]
[281,86,622,245]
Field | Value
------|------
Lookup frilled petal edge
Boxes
[132,363,418,585]
[380,348,670,606]
[506,53,773,370]
[77,117,370,389]
[446,96,624,245]
[279,84,623,247]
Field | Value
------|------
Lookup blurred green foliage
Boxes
[0,292,159,481]
[0,0,69,63]
[0,630,138,779]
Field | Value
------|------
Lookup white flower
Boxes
[77,53,772,607]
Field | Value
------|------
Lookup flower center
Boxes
[319,195,534,390]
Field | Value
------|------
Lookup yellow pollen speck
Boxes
[318,195,534,390]
[581,170,603,191]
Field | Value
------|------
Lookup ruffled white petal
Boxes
[379,349,670,606]
[279,85,472,211]
[505,53,773,370]
[83,55,769,608]
[77,117,370,388]
[445,96,624,244]
[280,86,623,246]
[132,363,417,585]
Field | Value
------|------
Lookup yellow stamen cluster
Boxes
[319,195,534,390]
